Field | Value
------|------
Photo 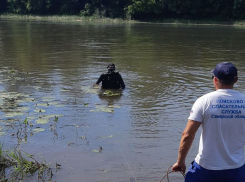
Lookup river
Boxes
[1,19,245,182]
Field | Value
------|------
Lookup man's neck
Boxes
[216,85,233,90]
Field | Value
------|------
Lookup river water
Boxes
[1,19,245,182]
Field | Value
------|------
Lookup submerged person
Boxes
[96,63,125,89]
[172,62,245,182]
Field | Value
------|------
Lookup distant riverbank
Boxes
[1,14,245,27]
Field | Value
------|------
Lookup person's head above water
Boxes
[107,63,116,72]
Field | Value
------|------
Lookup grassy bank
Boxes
[0,14,245,26]
[0,14,133,23]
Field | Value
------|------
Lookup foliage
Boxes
[0,145,56,181]
[0,0,7,13]
[1,0,245,20]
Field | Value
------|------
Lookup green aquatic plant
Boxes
[36,118,49,124]
[0,146,57,181]
[32,128,45,133]
[9,69,16,74]
[36,103,49,107]
[36,115,63,124]
[54,116,59,122]
[23,118,28,126]
[42,96,55,102]
[92,146,103,153]
[34,108,46,113]
[81,86,99,94]
[102,90,121,96]
[90,105,121,113]
[90,106,114,113]
[4,112,24,118]
[0,126,5,136]
[100,135,113,139]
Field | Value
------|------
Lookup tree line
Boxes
[1,0,245,21]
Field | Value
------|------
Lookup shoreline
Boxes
[1,14,245,27]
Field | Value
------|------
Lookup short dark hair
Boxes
[107,63,115,68]
[218,77,237,85]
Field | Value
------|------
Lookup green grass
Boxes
[136,17,245,26]
[0,13,134,23]
[1,14,245,26]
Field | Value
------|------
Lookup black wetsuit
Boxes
[96,72,125,89]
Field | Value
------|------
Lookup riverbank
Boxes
[1,14,245,27]
[0,14,131,23]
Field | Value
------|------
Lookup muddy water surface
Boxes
[1,20,245,182]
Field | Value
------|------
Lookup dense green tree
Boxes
[7,0,28,14]
[0,0,7,13]
[81,0,130,18]
[26,0,48,13]
[2,0,245,20]
[233,0,245,19]
[127,0,165,18]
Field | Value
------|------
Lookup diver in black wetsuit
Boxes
[96,63,125,89]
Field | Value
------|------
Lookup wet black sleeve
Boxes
[96,74,103,84]
[118,74,125,89]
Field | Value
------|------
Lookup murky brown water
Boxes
[1,19,245,182]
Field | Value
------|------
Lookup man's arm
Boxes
[96,75,103,84]
[172,120,201,173]
[118,74,125,89]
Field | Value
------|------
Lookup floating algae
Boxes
[90,104,121,113]
[36,118,49,124]
[27,116,36,120]
[0,126,5,135]
[32,128,45,133]
[42,96,55,102]
[23,98,35,102]
[90,105,114,113]
[37,103,50,107]
[43,114,63,119]
[102,90,121,96]
[55,104,65,107]
[92,146,103,153]
[92,150,100,153]
[35,115,63,124]
[34,109,46,113]
[5,112,24,118]
[100,135,113,139]
[0,92,23,98]
[108,105,121,109]
[33,86,41,90]
[17,107,30,112]
[81,86,99,94]
[48,102,65,107]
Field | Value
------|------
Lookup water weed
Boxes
[0,145,59,181]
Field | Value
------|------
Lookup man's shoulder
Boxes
[197,91,216,99]
[111,71,121,76]
[194,91,217,103]
[101,72,109,76]
[198,90,245,101]
[113,71,120,74]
